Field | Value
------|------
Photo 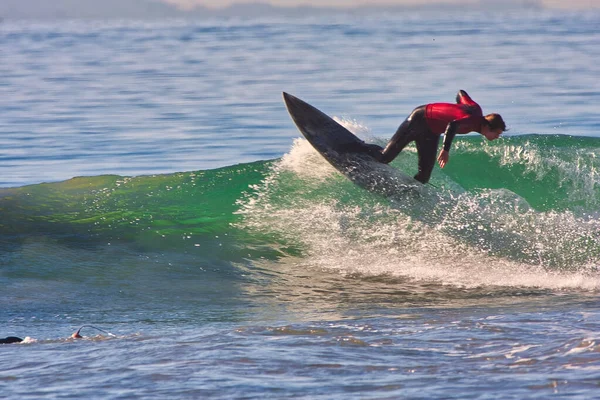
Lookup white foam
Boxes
[278,138,337,182]
[238,133,600,291]
[458,138,600,208]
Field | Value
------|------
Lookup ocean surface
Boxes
[1,10,600,399]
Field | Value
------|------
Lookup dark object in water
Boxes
[0,336,23,344]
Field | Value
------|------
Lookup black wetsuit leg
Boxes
[377,105,428,164]
[413,132,440,184]
[377,117,416,163]
[361,106,438,183]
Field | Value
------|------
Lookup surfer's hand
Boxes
[437,150,449,168]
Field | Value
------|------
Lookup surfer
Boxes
[0,326,114,345]
[364,90,506,184]
[0,336,23,344]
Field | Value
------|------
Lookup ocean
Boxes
[1,10,600,399]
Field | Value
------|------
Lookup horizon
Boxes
[1,0,599,21]
[165,0,598,10]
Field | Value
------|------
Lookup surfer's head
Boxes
[481,113,506,140]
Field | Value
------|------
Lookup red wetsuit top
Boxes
[425,90,486,152]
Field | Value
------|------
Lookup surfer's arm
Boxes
[438,117,468,168]
[442,113,476,152]
[442,120,460,152]
[455,90,477,106]
[438,121,458,169]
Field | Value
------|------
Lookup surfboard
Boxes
[282,92,421,196]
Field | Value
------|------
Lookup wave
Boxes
[2,133,600,290]
[447,134,600,212]
[238,132,600,290]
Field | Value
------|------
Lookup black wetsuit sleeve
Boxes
[442,121,459,152]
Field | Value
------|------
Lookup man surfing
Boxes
[363,90,506,184]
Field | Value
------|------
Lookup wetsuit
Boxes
[369,90,486,184]
[0,336,22,344]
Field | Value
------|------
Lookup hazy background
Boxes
[1,0,598,20]
[166,0,600,10]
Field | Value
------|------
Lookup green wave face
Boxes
[0,162,273,258]
[2,134,600,276]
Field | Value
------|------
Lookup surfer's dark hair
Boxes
[484,113,507,132]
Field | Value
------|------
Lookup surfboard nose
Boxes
[282,92,322,133]
[282,92,319,122]
[282,92,300,110]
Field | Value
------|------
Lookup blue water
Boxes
[1,11,600,399]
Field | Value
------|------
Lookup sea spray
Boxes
[237,135,600,289]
